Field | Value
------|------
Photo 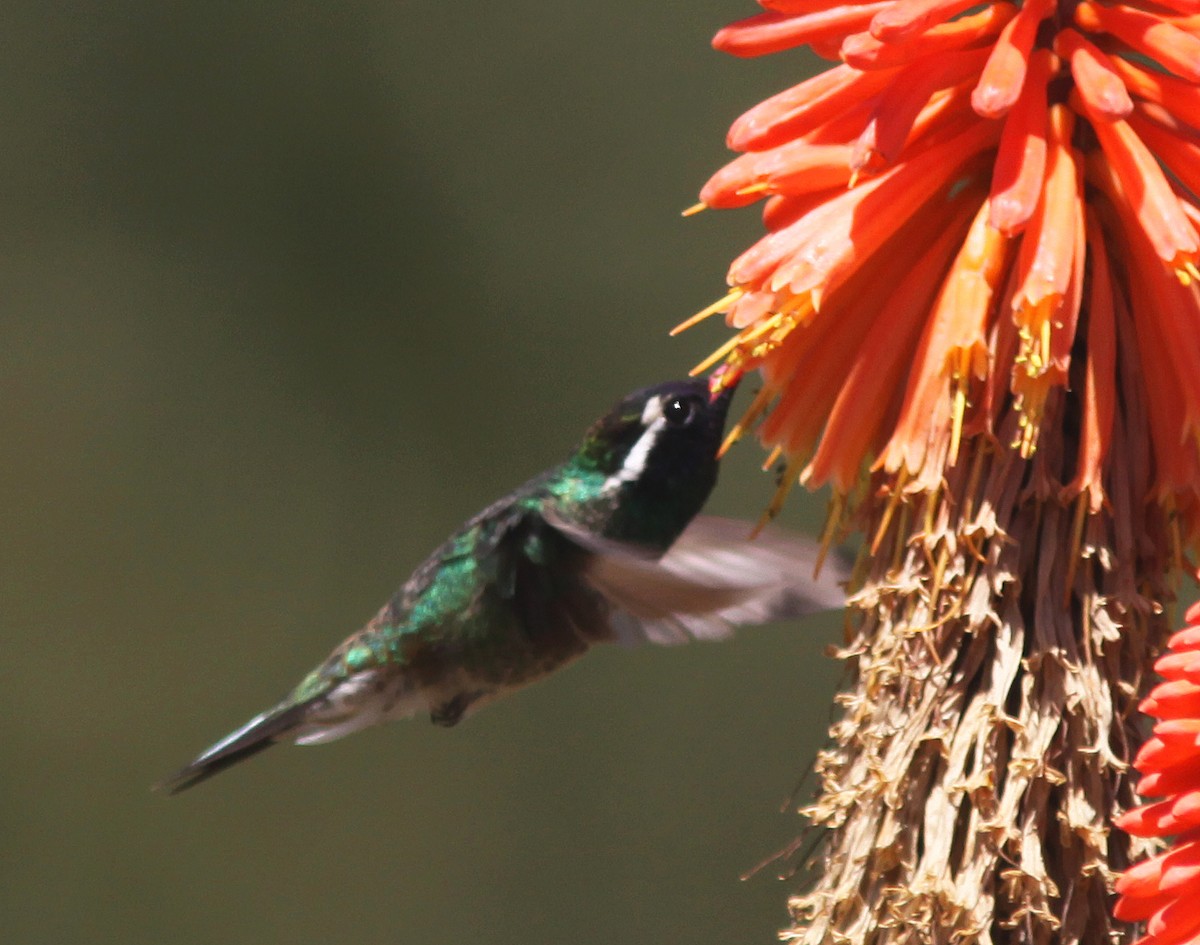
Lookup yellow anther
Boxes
[719,385,775,458]
[670,288,745,336]
[689,333,745,376]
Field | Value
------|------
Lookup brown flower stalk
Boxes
[797,420,1168,945]
[680,1,1200,942]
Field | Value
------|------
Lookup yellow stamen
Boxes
[930,538,949,598]
[681,201,708,217]
[889,503,911,574]
[1167,495,1185,592]
[670,288,745,336]
[777,291,815,321]
[961,529,986,564]
[950,379,967,463]
[761,444,784,473]
[959,438,987,527]
[871,467,910,554]
[1063,492,1088,608]
[740,311,785,344]
[847,546,869,605]
[923,485,939,545]
[815,492,846,577]
[753,453,806,537]
[949,348,972,465]
[737,297,814,364]
[1177,259,1200,285]
[1015,399,1042,458]
[689,333,745,376]
[691,310,787,376]
[735,182,771,197]
[719,385,775,458]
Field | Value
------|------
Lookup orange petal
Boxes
[757,282,896,458]
[1080,99,1200,268]
[1118,797,1176,836]
[1055,28,1134,119]
[1143,679,1200,719]
[1115,868,1176,921]
[1063,215,1115,510]
[851,46,991,171]
[760,0,875,10]
[1155,649,1200,683]
[714,5,892,58]
[840,3,1016,70]
[1136,284,1200,494]
[1160,11,1200,34]
[700,142,855,209]
[728,289,779,330]
[760,188,846,231]
[869,0,982,43]
[727,64,899,151]
[1137,737,1200,776]
[1076,2,1200,83]
[755,184,988,458]
[885,81,978,159]
[1118,849,1170,897]
[989,48,1053,233]
[1109,200,1200,495]
[766,121,998,307]
[1111,56,1200,133]
[972,0,1054,118]
[1140,765,1200,798]
[1173,617,1200,645]
[1012,107,1081,322]
[804,191,981,490]
[1148,890,1200,944]
[881,199,1012,479]
[1156,719,1200,740]
[1129,107,1200,212]
[1139,0,1200,13]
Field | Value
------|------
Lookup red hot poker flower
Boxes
[687,0,1200,523]
[680,1,1200,943]
[1117,603,1200,945]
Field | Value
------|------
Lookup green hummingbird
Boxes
[159,376,846,793]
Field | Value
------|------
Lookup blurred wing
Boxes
[576,515,849,646]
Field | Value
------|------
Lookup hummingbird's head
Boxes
[580,377,736,478]
[553,375,740,553]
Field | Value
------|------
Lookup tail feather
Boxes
[155,701,310,795]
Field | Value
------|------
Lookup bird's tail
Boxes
[155,699,312,795]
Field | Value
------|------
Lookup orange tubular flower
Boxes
[1117,603,1200,944]
[690,0,1200,503]
[680,1,1200,943]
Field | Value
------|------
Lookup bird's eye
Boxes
[663,396,700,427]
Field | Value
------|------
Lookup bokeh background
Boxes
[1,5,838,944]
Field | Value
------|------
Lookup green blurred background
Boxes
[1,5,838,944]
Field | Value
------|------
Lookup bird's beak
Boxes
[707,364,742,404]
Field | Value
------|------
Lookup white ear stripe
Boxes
[605,396,667,491]
[640,395,664,425]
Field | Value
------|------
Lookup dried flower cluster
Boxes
[681,1,1200,943]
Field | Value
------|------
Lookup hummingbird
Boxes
[159,375,846,794]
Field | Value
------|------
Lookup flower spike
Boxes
[680,0,1200,941]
